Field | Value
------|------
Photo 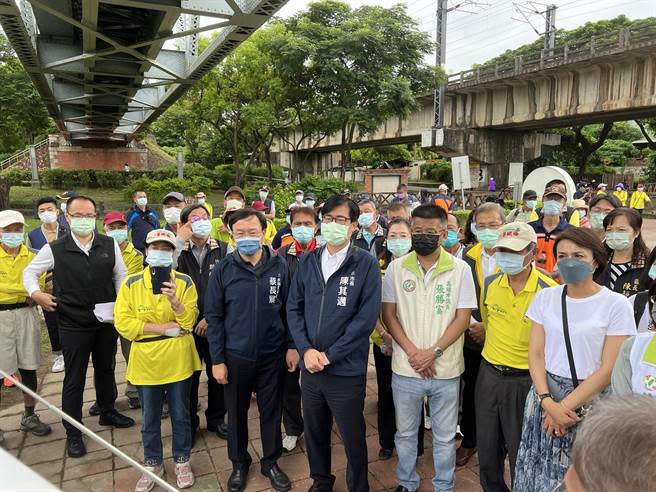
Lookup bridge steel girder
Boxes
[0,0,289,145]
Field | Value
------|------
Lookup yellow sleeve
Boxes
[568,209,580,227]
[175,277,199,330]
[630,193,637,208]
[114,280,145,341]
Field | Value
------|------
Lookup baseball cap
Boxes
[103,211,127,225]
[145,229,176,248]
[306,192,317,200]
[572,199,588,210]
[495,222,537,252]
[55,191,77,200]
[252,201,267,211]
[224,186,245,201]
[0,210,25,228]
[162,192,185,204]
[543,185,566,200]
[523,189,538,199]
[295,189,304,195]
[438,184,448,191]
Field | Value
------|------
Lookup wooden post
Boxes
[0,176,9,210]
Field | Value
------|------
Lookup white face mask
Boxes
[226,199,243,211]
[259,192,268,200]
[295,195,303,203]
[39,211,58,224]
[60,202,67,213]
[163,207,182,225]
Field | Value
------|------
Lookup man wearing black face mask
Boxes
[382,204,477,492]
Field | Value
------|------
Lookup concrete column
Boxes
[29,145,39,186]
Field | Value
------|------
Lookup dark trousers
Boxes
[190,334,226,433]
[475,360,532,492]
[302,370,368,492]
[460,346,482,449]
[43,310,61,353]
[283,367,304,436]
[224,351,285,472]
[59,326,118,437]
[372,344,425,453]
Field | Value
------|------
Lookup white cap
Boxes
[0,210,25,228]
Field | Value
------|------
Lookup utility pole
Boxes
[543,4,556,54]
[432,0,448,129]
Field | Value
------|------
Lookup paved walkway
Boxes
[0,349,485,491]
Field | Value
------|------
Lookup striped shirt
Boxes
[609,262,631,290]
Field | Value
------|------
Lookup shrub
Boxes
[420,159,452,185]
[123,176,213,203]
[2,169,32,186]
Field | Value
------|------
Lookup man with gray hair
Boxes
[352,198,386,257]
[561,395,656,492]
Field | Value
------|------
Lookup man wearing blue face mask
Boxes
[507,190,539,224]
[352,198,386,257]
[205,208,295,492]
[176,204,229,446]
[23,196,133,458]
[529,186,572,276]
[476,222,556,491]
[444,213,464,259]
[126,190,159,254]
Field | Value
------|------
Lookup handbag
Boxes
[561,286,589,418]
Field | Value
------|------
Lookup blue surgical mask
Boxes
[557,258,593,284]
[136,197,147,207]
[107,229,128,244]
[442,230,459,248]
[0,232,24,248]
[315,235,327,247]
[387,238,411,257]
[292,225,314,244]
[649,265,656,280]
[605,231,632,251]
[542,200,563,216]
[146,249,173,267]
[358,212,375,229]
[191,219,212,238]
[235,237,261,256]
[525,200,537,209]
[363,231,375,245]
[495,251,527,275]
[475,228,499,249]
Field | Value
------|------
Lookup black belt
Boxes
[486,360,530,377]
[0,302,29,311]
[134,332,189,343]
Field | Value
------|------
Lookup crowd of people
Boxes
[0,178,655,492]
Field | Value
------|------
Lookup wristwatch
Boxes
[537,392,553,403]
[433,346,444,358]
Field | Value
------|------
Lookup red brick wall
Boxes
[50,147,148,170]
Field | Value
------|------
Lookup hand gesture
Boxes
[176,222,193,242]
[304,349,327,373]
[32,291,57,312]
[195,318,208,337]
[161,277,182,310]
[213,363,228,384]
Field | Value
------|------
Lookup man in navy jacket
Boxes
[205,208,297,492]
[287,195,381,492]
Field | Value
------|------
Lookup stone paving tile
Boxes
[61,470,113,492]
[19,437,66,465]
[30,458,65,484]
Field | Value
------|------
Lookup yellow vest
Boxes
[0,244,43,304]
[630,191,651,210]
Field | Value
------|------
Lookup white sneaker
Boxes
[282,434,299,452]
[175,460,194,489]
[51,355,65,373]
[134,464,163,492]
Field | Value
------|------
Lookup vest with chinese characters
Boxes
[390,250,467,379]
[630,332,656,396]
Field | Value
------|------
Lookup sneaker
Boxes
[282,434,299,452]
[20,413,52,437]
[175,460,195,489]
[127,396,141,409]
[161,401,169,419]
[135,464,164,492]
[51,354,65,373]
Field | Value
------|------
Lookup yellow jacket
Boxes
[630,191,651,210]
[613,189,628,206]
[202,201,213,218]
[210,217,277,247]
[121,241,144,275]
[0,244,44,304]
[114,267,200,385]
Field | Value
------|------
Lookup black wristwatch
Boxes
[537,392,553,403]
[433,346,444,358]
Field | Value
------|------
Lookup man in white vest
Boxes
[382,204,477,492]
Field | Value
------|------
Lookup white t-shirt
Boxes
[526,285,637,379]
[628,294,654,333]
[381,256,477,309]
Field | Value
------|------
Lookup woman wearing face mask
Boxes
[571,199,589,229]
[594,208,649,298]
[587,194,621,243]
[114,229,201,491]
[514,228,636,492]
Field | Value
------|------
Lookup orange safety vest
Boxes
[434,197,453,213]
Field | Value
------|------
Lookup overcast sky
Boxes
[274,0,656,73]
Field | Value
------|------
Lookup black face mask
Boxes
[412,233,440,256]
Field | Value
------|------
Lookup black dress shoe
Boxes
[307,484,332,492]
[394,487,410,492]
[262,464,291,492]
[208,421,229,440]
[227,466,249,492]
[66,435,87,458]
[378,448,393,460]
[99,409,135,428]
[88,402,100,416]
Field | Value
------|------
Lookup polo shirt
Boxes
[481,267,557,369]
[0,244,41,304]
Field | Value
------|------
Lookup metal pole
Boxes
[544,4,556,55]
[0,369,178,492]
[432,0,448,129]
[176,151,184,179]
[29,145,39,187]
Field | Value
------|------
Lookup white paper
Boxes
[94,302,115,323]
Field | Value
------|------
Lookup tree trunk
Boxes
[0,176,10,210]
[574,122,613,176]
[340,124,347,181]
[636,120,656,150]
[233,124,242,186]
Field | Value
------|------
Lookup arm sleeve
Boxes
[22,244,55,296]
[607,296,638,336]
[175,277,199,329]
[457,266,478,309]
[113,281,145,341]
[287,261,313,356]
[113,241,128,293]
[204,266,227,365]
[279,267,295,349]
[610,337,635,395]
[381,262,397,304]
[324,258,382,364]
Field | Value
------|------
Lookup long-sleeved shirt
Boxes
[23,232,127,297]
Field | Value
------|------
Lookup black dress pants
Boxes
[190,333,226,433]
[283,367,304,436]
[43,310,61,353]
[224,351,285,472]
[460,346,482,449]
[59,325,118,437]
[302,370,368,492]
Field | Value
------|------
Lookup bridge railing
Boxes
[447,21,656,88]
[0,139,49,173]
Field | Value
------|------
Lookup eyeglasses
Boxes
[69,214,96,219]
[322,215,351,225]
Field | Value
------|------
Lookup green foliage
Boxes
[452,210,471,227]
[40,169,149,189]
[1,169,31,186]
[420,159,452,185]
[123,177,213,203]
[644,152,656,182]
[298,175,351,202]
[592,139,639,166]
[350,145,413,166]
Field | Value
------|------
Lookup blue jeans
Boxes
[392,374,460,492]
[137,377,192,465]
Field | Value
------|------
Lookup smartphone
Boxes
[151,266,171,295]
